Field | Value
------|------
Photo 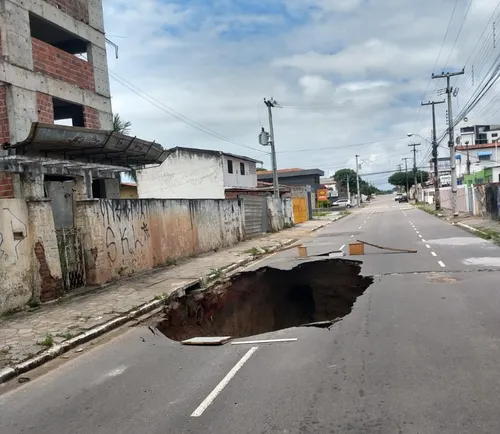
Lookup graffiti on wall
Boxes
[99,201,151,262]
[0,207,27,261]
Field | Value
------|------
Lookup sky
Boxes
[103,0,500,188]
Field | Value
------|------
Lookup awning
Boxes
[0,155,127,178]
[477,152,493,157]
[4,123,169,167]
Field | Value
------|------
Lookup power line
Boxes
[442,0,474,70]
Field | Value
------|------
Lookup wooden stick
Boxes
[357,239,417,254]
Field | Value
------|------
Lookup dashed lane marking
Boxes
[426,244,431,249]
[431,252,437,257]
[438,261,446,268]
[191,347,258,417]
[340,244,345,250]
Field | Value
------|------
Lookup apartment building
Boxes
[0,0,113,197]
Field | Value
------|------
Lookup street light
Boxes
[407,133,432,145]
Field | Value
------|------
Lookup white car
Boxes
[332,199,352,208]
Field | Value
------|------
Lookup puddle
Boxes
[427,237,488,246]
[154,259,373,342]
[427,275,461,284]
[463,257,500,267]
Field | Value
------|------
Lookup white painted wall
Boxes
[137,150,225,199]
[222,155,257,189]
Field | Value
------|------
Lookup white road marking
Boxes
[351,235,354,238]
[415,230,419,234]
[191,347,258,417]
[431,252,437,257]
[419,235,423,238]
[422,239,426,242]
[438,261,446,268]
[231,338,297,345]
[340,244,345,250]
[426,244,431,249]
[358,226,362,230]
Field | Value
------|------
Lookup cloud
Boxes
[102,0,500,188]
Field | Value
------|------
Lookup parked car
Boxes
[395,194,402,201]
[398,195,408,203]
[332,199,352,208]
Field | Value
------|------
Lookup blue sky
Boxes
[104,0,498,188]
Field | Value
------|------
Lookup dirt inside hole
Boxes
[154,259,373,341]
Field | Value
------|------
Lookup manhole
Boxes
[427,276,460,284]
[153,259,373,341]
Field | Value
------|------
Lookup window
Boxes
[53,97,85,127]
[228,159,233,174]
[492,133,498,138]
[29,13,88,56]
[240,162,245,175]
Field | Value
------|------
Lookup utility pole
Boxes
[346,174,351,204]
[465,141,471,175]
[408,143,421,202]
[432,69,465,216]
[264,98,280,200]
[355,154,361,207]
[421,100,445,210]
[397,164,402,172]
[402,157,410,195]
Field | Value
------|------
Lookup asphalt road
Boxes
[3,196,500,433]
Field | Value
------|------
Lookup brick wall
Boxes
[0,85,9,143]
[0,86,13,198]
[44,0,89,24]
[32,38,95,92]
[84,106,100,129]
[0,173,14,198]
[36,92,54,123]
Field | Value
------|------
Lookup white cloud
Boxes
[102,0,500,188]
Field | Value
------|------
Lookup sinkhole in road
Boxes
[154,259,373,341]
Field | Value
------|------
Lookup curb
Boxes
[0,238,299,384]
[454,221,488,236]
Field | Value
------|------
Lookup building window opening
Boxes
[92,179,106,198]
[228,159,233,174]
[240,162,245,175]
[29,12,88,57]
[53,97,84,127]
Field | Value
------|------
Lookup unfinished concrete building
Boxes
[0,0,113,198]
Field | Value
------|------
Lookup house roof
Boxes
[456,143,500,151]
[257,168,325,178]
[169,146,263,164]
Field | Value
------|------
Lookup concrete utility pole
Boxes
[402,157,410,195]
[421,100,445,210]
[432,69,464,216]
[347,174,351,203]
[355,155,361,207]
[264,98,280,200]
[408,143,421,201]
[465,141,471,175]
[397,164,402,172]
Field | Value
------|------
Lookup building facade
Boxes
[456,143,500,180]
[258,168,325,192]
[0,0,113,197]
[459,124,500,146]
[137,147,262,199]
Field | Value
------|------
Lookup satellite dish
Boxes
[463,117,468,123]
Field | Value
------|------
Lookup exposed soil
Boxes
[154,259,373,341]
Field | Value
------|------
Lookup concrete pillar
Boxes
[74,171,93,200]
[20,171,44,199]
[87,43,111,99]
[6,86,37,143]
[1,1,33,70]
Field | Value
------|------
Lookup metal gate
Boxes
[241,195,268,238]
[292,197,308,224]
[56,228,86,291]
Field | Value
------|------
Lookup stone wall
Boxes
[77,199,244,285]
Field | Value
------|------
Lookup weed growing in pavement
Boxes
[56,332,74,340]
[245,247,263,256]
[208,268,222,281]
[38,333,54,347]
[340,210,351,217]
[416,204,439,216]
[313,212,329,217]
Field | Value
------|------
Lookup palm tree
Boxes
[112,113,132,135]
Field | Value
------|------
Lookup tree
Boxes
[112,113,132,135]
[332,168,358,193]
[388,171,429,189]
[256,167,268,172]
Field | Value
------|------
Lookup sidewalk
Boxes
[418,204,500,238]
[0,219,331,375]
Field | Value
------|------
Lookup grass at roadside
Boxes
[313,211,330,217]
[416,204,439,216]
[474,227,500,245]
